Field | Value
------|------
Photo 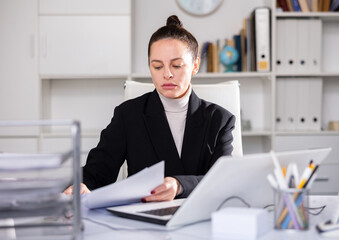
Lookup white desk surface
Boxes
[81,195,339,240]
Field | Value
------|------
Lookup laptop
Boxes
[106,148,331,228]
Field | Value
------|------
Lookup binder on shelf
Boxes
[296,20,310,73]
[308,19,322,73]
[308,78,323,131]
[284,19,298,73]
[284,78,298,131]
[276,79,286,131]
[252,7,271,72]
[276,20,287,73]
[295,78,310,131]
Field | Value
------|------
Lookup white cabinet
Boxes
[0,0,39,135]
[40,16,131,76]
[39,0,130,15]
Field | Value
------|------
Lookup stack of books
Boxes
[277,0,339,12]
[200,7,271,73]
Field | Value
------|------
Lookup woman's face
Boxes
[149,38,199,99]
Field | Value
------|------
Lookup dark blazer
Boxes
[83,89,235,198]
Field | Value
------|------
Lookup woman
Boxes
[65,15,235,202]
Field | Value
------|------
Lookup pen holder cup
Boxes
[273,187,309,230]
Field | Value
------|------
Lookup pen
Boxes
[288,175,295,188]
[282,165,320,228]
[298,163,315,189]
[303,165,319,189]
[278,164,319,226]
[282,166,287,178]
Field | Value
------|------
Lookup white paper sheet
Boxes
[0,151,71,170]
[83,161,164,209]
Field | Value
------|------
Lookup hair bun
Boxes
[166,15,183,28]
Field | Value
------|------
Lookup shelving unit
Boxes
[1,0,338,194]
[273,6,339,194]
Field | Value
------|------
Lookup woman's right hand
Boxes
[63,183,91,195]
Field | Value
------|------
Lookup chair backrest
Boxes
[124,80,243,157]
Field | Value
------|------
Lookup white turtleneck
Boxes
[158,85,192,158]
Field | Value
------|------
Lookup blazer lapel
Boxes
[143,90,185,174]
[181,91,206,173]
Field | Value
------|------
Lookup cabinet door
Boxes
[40,16,131,76]
[0,0,39,135]
[39,0,130,15]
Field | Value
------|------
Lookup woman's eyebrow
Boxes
[150,59,163,63]
[171,58,183,62]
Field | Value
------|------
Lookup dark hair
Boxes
[148,15,199,63]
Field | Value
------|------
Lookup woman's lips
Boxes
[162,83,177,90]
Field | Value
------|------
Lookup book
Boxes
[330,0,339,11]
[240,27,247,72]
[311,0,318,11]
[199,41,210,73]
[286,0,295,11]
[278,0,290,11]
[247,17,253,71]
[323,0,331,11]
[233,34,242,72]
[212,42,219,73]
[318,0,324,11]
[207,42,214,72]
[291,0,302,11]
[298,0,310,11]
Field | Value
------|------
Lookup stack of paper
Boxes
[0,150,72,170]
[0,151,73,219]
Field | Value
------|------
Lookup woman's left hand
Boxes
[142,177,180,202]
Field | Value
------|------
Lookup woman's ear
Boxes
[192,57,200,75]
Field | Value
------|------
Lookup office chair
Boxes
[117,80,243,180]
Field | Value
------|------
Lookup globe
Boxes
[219,44,239,72]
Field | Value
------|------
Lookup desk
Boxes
[0,195,336,239]
[82,195,338,240]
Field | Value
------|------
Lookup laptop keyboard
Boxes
[138,206,180,216]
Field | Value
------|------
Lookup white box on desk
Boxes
[211,207,270,239]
